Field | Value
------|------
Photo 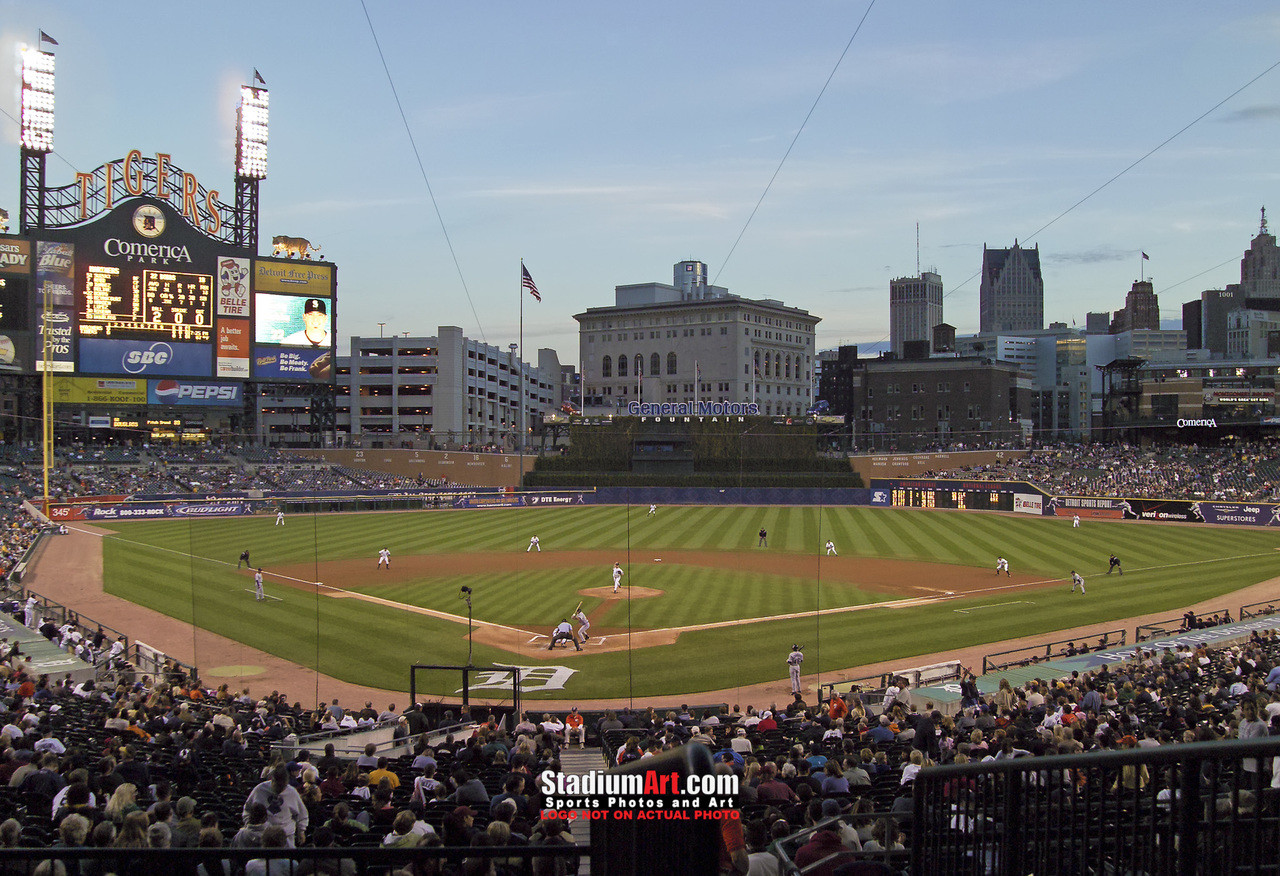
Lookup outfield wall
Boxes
[44,481,1280,528]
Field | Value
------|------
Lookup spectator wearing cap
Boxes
[756,710,778,732]
[794,806,855,873]
[564,707,585,747]
[730,727,753,756]
[281,299,330,347]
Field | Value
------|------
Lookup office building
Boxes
[979,242,1044,333]
[889,271,943,358]
[575,260,821,418]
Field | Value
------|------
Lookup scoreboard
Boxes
[79,265,213,342]
[890,487,1014,511]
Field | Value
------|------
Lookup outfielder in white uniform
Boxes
[611,563,623,593]
[574,608,590,643]
[787,645,804,695]
[825,540,837,556]
[527,535,540,552]
[254,569,265,601]
[648,504,657,516]
[1072,515,1080,528]
[995,557,1010,577]
[378,549,391,569]
[1070,571,1086,595]
[275,510,284,526]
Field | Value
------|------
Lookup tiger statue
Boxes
[271,235,322,259]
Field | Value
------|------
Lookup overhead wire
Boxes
[358,0,486,343]
[712,0,878,287]
[846,57,1280,354]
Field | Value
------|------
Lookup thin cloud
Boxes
[1044,247,1135,266]
[1217,105,1280,123]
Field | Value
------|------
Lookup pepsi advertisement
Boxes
[147,379,242,407]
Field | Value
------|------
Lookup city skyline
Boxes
[1,2,1278,363]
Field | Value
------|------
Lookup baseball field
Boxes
[98,504,1280,700]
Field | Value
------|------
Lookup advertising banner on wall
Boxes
[1013,493,1043,515]
[79,338,213,377]
[1195,502,1280,526]
[216,319,250,377]
[253,345,332,381]
[1045,496,1129,519]
[254,260,332,296]
[147,379,242,406]
[0,238,31,274]
[50,376,146,406]
[216,257,251,317]
[35,241,75,373]
[48,501,254,521]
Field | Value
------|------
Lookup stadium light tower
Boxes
[19,43,56,513]
[19,45,56,232]
[234,81,269,249]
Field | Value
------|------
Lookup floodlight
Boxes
[20,47,55,152]
[236,85,269,178]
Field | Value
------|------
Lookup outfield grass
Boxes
[100,506,1280,700]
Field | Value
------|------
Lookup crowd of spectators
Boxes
[920,440,1280,501]
[0,644,582,875]
[587,627,1280,873]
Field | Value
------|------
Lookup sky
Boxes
[2,2,1279,363]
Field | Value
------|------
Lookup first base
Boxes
[654,558,662,562]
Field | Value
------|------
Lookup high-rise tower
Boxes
[889,272,943,357]
[979,241,1044,333]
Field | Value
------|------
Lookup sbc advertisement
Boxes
[79,338,213,377]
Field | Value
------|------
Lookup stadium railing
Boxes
[0,844,586,875]
[981,629,1126,673]
[1136,609,1232,642]
[910,736,1280,876]
[1239,598,1280,620]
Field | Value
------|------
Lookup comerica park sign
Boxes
[627,401,761,417]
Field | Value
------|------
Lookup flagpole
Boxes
[518,260,524,476]
[694,359,699,413]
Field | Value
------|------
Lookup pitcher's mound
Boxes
[579,586,664,599]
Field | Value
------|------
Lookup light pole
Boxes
[377,322,386,338]
[459,586,473,666]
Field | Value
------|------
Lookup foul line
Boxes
[954,601,1033,614]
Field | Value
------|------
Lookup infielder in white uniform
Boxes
[275,510,284,526]
[995,557,1010,577]
[254,569,265,601]
[527,535,540,552]
[1072,515,1080,528]
[611,562,623,593]
[1070,571,1086,595]
[787,645,804,695]
[378,549,391,569]
[574,607,590,643]
[825,540,837,556]
[648,504,657,516]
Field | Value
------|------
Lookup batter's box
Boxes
[527,634,549,645]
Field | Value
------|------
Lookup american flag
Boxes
[521,264,541,302]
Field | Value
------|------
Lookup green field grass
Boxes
[100,506,1280,700]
